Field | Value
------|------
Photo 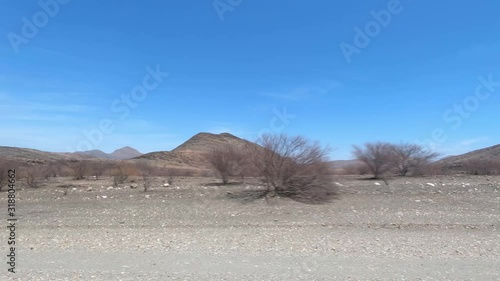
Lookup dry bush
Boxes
[393,143,439,176]
[250,133,337,203]
[136,161,154,192]
[342,163,370,175]
[24,167,41,188]
[412,162,447,176]
[462,159,500,175]
[0,160,7,191]
[65,160,90,180]
[90,161,110,180]
[207,145,247,184]
[352,142,397,179]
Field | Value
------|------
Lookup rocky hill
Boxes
[438,144,500,166]
[137,132,257,168]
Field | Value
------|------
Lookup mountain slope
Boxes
[110,147,142,160]
[438,144,500,165]
[0,146,91,163]
[137,132,257,168]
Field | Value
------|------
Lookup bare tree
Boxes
[90,161,108,180]
[207,145,246,184]
[250,134,336,203]
[462,159,500,175]
[393,143,440,176]
[25,167,41,188]
[136,161,154,192]
[66,160,89,180]
[352,142,397,179]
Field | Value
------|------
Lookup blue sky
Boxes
[1,0,499,160]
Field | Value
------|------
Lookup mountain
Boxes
[438,144,500,166]
[137,132,257,168]
[74,149,111,159]
[0,146,91,163]
[71,147,142,160]
[0,146,142,163]
[110,146,142,160]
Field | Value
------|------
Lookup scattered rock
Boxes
[426,183,436,187]
[87,187,93,192]
[374,182,381,186]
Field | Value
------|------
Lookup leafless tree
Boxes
[66,160,89,180]
[112,163,131,187]
[207,145,246,184]
[462,159,500,175]
[90,161,108,180]
[393,143,440,176]
[352,142,397,179]
[250,134,336,203]
[136,161,154,192]
[25,167,41,188]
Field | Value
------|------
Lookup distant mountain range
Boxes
[75,146,143,160]
[0,146,142,162]
[1,133,499,172]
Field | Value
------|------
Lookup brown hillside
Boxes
[137,132,258,169]
[0,146,92,163]
[438,144,500,165]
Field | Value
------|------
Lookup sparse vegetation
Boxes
[250,133,337,203]
[90,161,108,180]
[25,167,41,188]
[352,142,397,179]
[393,143,440,176]
[66,160,90,180]
[136,161,154,192]
[207,145,246,184]
[462,159,500,175]
[0,161,7,191]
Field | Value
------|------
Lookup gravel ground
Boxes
[1,175,500,280]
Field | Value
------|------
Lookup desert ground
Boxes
[1,175,500,280]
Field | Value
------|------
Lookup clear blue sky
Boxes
[1,0,499,159]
